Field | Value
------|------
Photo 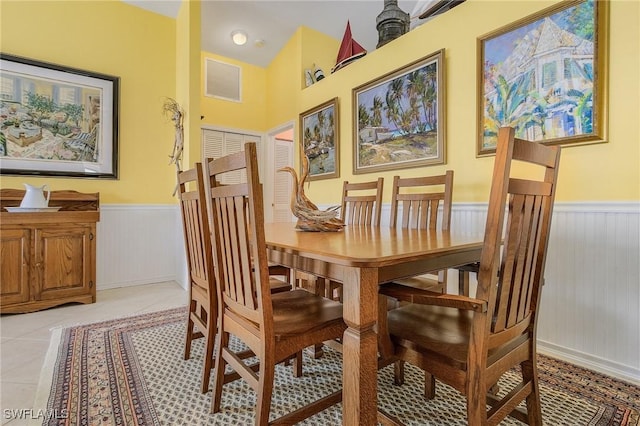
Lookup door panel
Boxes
[273,138,294,222]
[0,228,31,306]
[35,226,92,300]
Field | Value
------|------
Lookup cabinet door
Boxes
[34,226,94,301]
[0,228,31,306]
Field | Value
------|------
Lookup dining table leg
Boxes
[341,266,379,426]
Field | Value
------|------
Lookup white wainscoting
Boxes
[98,202,639,383]
[449,202,640,384]
[97,205,183,290]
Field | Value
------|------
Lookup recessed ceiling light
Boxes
[231,30,248,46]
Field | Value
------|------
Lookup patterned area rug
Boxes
[33,307,640,425]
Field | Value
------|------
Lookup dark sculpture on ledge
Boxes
[376,0,410,48]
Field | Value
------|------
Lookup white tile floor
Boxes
[0,281,188,426]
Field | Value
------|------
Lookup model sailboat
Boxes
[331,21,367,73]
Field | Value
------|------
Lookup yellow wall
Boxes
[2,1,638,205]
[265,29,303,129]
[0,0,177,203]
[296,0,640,203]
[300,26,340,91]
[175,0,202,170]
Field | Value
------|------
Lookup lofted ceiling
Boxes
[123,1,457,68]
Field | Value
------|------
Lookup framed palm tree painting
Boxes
[299,97,339,181]
[352,49,445,174]
[477,0,609,156]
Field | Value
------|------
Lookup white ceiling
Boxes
[123,0,442,68]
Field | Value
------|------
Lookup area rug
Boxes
[33,307,640,425]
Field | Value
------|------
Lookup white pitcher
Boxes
[20,184,50,208]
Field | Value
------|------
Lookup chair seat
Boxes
[388,304,473,370]
[268,276,292,294]
[388,301,531,374]
[391,274,444,292]
[225,288,344,340]
[272,289,344,337]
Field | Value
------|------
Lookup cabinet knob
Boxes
[89,233,94,241]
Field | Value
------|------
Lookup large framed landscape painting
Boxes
[353,49,445,174]
[300,97,339,181]
[477,0,608,156]
[0,54,119,178]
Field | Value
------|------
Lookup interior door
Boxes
[202,128,258,184]
[202,125,291,222]
[273,136,294,222]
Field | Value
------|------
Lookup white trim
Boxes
[451,201,640,213]
[538,341,640,385]
[200,124,263,138]
[100,204,177,210]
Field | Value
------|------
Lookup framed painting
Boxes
[299,97,339,181]
[0,54,119,178]
[477,0,608,156]
[353,49,445,174]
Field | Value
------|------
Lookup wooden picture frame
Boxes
[477,0,609,156]
[353,49,445,174]
[0,54,119,178]
[299,97,339,181]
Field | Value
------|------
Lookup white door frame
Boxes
[264,120,295,223]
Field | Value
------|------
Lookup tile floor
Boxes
[0,281,188,425]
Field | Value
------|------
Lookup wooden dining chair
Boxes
[177,163,217,394]
[378,127,561,425]
[387,171,478,297]
[319,177,385,301]
[386,171,453,294]
[340,177,384,226]
[205,143,346,425]
[178,163,292,394]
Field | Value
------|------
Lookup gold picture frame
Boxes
[352,49,445,174]
[299,97,339,181]
[477,0,609,156]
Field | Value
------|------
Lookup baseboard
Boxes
[537,340,640,385]
[98,276,179,291]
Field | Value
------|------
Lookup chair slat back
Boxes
[476,127,561,339]
[177,164,215,294]
[340,178,384,226]
[389,171,453,231]
[204,143,271,326]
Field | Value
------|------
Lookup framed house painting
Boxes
[0,54,119,178]
[299,97,339,181]
[477,0,608,156]
[353,49,445,174]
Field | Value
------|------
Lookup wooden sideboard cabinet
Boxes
[0,189,100,314]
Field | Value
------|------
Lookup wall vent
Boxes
[205,58,241,102]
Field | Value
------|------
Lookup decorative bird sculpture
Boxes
[278,156,344,232]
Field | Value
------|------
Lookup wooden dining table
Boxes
[264,222,484,426]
